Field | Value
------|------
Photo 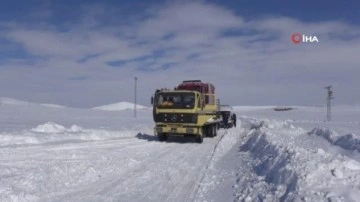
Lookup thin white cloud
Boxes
[135,1,244,39]
[0,1,359,107]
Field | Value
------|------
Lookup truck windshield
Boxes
[156,92,195,109]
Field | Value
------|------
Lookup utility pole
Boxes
[134,77,138,118]
[325,85,334,121]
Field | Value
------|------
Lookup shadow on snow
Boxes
[136,132,199,144]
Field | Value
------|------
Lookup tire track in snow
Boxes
[192,131,228,198]
[0,136,168,201]
[44,134,226,202]
[193,124,247,202]
[43,140,174,201]
[112,134,230,202]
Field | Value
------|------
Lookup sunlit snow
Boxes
[0,98,359,201]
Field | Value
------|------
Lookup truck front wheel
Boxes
[158,133,168,142]
[196,128,204,143]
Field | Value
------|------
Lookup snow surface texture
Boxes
[0,99,360,201]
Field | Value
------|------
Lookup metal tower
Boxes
[325,86,334,121]
[134,77,138,118]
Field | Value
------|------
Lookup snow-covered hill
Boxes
[0,97,66,108]
[92,101,148,111]
[0,104,359,201]
[0,97,28,105]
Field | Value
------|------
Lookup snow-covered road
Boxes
[1,101,360,201]
[0,125,245,202]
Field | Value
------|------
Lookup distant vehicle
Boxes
[219,105,234,128]
[151,80,221,143]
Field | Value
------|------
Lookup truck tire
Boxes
[204,125,212,137]
[214,125,218,137]
[196,128,204,143]
[196,134,203,143]
[229,123,234,128]
[158,133,167,142]
[208,125,215,138]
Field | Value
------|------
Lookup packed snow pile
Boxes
[31,122,69,133]
[31,122,84,133]
[0,122,152,147]
[92,101,148,111]
[232,119,302,201]
[231,118,360,202]
[308,127,360,152]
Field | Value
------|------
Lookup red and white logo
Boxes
[291,33,319,44]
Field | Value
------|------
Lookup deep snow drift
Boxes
[0,100,360,201]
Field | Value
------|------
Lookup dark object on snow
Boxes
[220,111,234,129]
[219,105,235,129]
[222,114,229,129]
[273,107,294,111]
[231,113,237,127]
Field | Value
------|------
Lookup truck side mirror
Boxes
[151,96,154,105]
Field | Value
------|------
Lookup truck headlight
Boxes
[156,127,163,133]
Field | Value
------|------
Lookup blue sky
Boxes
[0,0,359,107]
[2,0,359,24]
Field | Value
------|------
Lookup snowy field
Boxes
[1,98,360,202]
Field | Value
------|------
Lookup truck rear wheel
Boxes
[207,125,215,138]
[158,133,167,142]
[214,125,218,137]
[196,134,203,143]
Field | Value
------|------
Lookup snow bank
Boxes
[31,122,84,133]
[233,118,360,201]
[298,151,360,202]
[308,128,360,152]
[0,122,152,147]
[196,117,303,201]
[31,122,68,133]
[236,129,298,201]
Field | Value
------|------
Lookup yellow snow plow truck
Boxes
[151,80,221,143]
